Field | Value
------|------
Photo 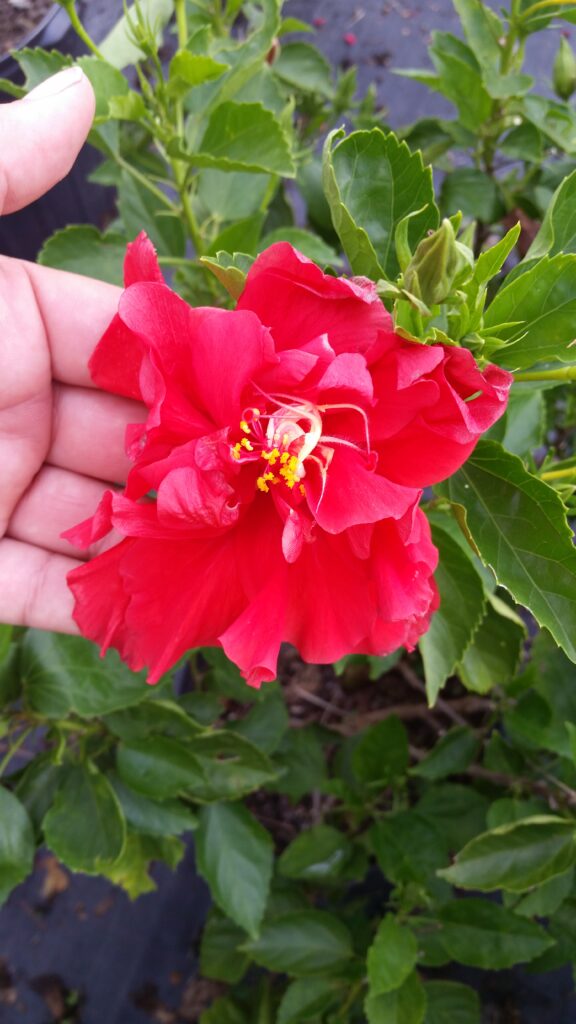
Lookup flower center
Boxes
[229,394,375,501]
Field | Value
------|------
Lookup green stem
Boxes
[520,0,576,23]
[514,366,576,382]
[333,980,364,1021]
[540,466,576,481]
[173,160,204,255]
[0,727,34,777]
[115,154,177,209]
[61,1,106,59]
[158,256,194,266]
[174,0,188,47]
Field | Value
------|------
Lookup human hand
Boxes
[0,69,145,633]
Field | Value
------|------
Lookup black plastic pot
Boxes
[0,1,121,261]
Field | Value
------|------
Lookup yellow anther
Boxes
[261,448,280,466]
[240,420,250,434]
[256,476,270,492]
[280,451,290,464]
[231,443,242,460]
[240,438,253,451]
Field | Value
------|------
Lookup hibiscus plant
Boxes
[2,1,576,1021]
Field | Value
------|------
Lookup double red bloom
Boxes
[65,237,511,686]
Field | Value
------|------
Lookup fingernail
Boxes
[24,66,85,102]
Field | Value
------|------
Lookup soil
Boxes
[0,0,54,55]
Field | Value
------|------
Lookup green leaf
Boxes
[365,972,426,1024]
[76,56,129,121]
[278,825,351,882]
[458,596,526,694]
[186,731,279,801]
[117,736,204,799]
[15,755,63,832]
[243,910,353,976]
[200,908,251,983]
[279,17,313,34]
[473,224,521,287]
[486,254,576,367]
[197,168,272,222]
[416,784,489,852]
[99,0,174,68]
[193,102,295,176]
[439,816,576,892]
[367,916,419,996]
[440,440,576,662]
[451,0,501,75]
[411,727,479,780]
[352,716,409,786]
[0,642,20,706]
[437,898,554,968]
[0,787,34,903]
[420,525,486,704]
[207,214,265,258]
[44,764,126,872]
[323,128,438,279]
[102,833,184,899]
[201,251,254,300]
[258,227,340,267]
[428,32,492,132]
[118,171,185,258]
[272,725,327,801]
[167,51,229,97]
[0,625,13,664]
[0,79,25,99]
[196,802,273,938]
[228,690,289,754]
[424,981,480,1024]
[110,777,197,837]
[513,867,574,917]
[21,631,155,718]
[200,997,247,1024]
[440,169,502,223]
[38,226,126,285]
[273,42,334,98]
[522,94,576,154]
[14,47,70,89]
[499,387,546,457]
[372,811,449,886]
[107,91,147,121]
[277,978,342,1024]
[525,168,576,261]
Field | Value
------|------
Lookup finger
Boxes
[24,261,121,388]
[0,68,95,215]
[49,384,144,482]
[0,538,79,633]
[0,259,52,534]
[7,466,111,559]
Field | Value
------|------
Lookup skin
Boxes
[0,68,145,633]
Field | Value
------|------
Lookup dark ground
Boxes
[0,2,575,1022]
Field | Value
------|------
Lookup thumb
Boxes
[0,67,95,216]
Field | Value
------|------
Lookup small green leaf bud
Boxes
[553,35,576,101]
[403,219,472,307]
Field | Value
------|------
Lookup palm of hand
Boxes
[0,68,147,634]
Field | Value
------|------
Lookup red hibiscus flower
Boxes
[64,236,512,687]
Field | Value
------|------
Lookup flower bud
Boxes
[553,36,576,101]
[403,219,471,307]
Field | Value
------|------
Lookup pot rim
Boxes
[0,4,66,75]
